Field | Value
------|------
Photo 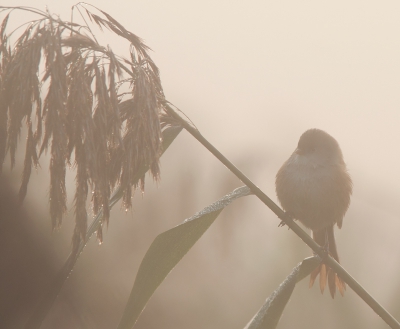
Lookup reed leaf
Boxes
[116,186,252,329]
[244,257,320,329]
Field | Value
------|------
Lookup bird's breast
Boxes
[276,159,349,230]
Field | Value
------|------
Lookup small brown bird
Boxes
[275,129,352,298]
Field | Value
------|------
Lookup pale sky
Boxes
[9,0,400,197]
[3,1,400,328]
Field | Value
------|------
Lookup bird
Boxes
[275,128,352,298]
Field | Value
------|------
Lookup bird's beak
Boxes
[295,148,304,155]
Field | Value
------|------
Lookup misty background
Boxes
[1,1,400,328]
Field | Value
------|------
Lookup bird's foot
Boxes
[278,212,294,228]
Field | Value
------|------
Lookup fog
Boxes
[1,1,400,328]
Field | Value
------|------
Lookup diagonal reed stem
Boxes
[164,103,400,329]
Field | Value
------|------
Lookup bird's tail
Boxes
[309,226,346,298]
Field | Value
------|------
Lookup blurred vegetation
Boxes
[0,3,399,329]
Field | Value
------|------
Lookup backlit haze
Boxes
[2,1,400,328]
